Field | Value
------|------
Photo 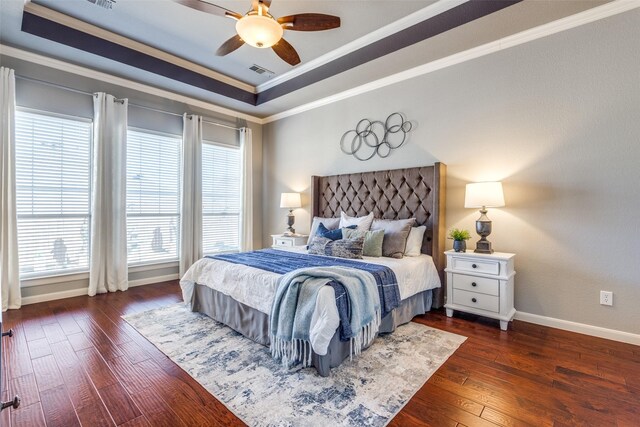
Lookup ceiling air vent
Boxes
[249,64,275,77]
[86,0,116,10]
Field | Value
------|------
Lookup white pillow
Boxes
[307,216,341,244]
[339,211,374,231]
[404,225,426,257]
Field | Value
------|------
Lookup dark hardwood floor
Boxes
[2,281,639,426]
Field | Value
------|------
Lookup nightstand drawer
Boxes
[452,257,500,275]
[452,289,499,313]
[452,274,499,296]
[274,239,294,247]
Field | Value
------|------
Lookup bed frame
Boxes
[311,163,447,307]
[188,163,447,376]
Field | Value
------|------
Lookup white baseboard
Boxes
[21,288,88,306]
[128,274,179,288]
[20,274,179,306]
[515,311,640,346]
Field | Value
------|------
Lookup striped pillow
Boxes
[308,236,365,259]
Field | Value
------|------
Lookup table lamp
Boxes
[280,192,301,235]
[464,182,505,254]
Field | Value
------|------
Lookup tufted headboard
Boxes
[311,163,446,307]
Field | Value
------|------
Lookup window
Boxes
[202,142,241,254]
[126,129,181,265]
[15,110,92,278]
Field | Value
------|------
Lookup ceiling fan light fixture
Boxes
[236,13,283,48]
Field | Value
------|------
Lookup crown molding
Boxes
[0,44,265,124]
[23,1,254,94]
[255,0,468,93]
[262,0,640,124]
[4,0,637,126]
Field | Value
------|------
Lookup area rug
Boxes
[123,304,466,427]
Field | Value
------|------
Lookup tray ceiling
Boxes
[0,0,612,119]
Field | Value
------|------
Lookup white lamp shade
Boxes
[280,192,301,209]
[236,14,284,48]
[464,182,505,208]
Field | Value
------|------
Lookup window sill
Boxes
[21,271,89,288]
[203,249,240,257]
[128,261,179,273]
[21,261,179,288]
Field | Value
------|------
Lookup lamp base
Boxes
[285,211,296,235]
[474,237,494,254]
[474,209,494,254]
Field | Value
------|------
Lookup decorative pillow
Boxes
[371,218,416,258]
[308,236,364,259]
[342,228,385,257]
[339,211,374,231]
[315,223,355,241]
[308,217,340,244]
[404,225,427,257]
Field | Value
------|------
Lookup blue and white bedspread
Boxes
[180,248,440,357]
[211,249,400,318]
[210,249,400,366]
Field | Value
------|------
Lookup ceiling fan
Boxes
[174,0,340,66]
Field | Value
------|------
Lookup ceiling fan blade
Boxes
[272,38,300,66]
[173,0,242,20]
[277,13,340,31]
[216,34,245,56]
[251,0,272,13]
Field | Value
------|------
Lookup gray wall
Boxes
[262,10,640,334]
[0,56,263,299]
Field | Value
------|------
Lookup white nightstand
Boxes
[444,250,516,331]
[271,234,308,249]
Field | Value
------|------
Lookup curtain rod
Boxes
[15,74,241,131]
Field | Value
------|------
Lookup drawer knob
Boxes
[471,298,477,303]
[1,329,13,338]
[472,264,477,269]
[471,282,477,287]
[0,395,20,411]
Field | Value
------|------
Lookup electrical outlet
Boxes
[600,291,613,306]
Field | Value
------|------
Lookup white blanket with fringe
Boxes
[269,266,381,367]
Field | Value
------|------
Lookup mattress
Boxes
[182,247,441,314]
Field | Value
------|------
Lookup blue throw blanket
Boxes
[269,266,380,367]
[210,249,401,318]
[326,281,351,341]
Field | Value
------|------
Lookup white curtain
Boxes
[239,127,253,251]
[179,114,203,277]
[0,67,20,311]
[89,93,128,296]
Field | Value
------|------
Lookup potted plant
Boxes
[448,228,471,252]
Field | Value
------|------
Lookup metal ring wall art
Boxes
[340,113,413,161]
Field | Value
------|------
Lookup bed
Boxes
[180,164,446,376]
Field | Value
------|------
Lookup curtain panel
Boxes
[179,113,203,277]
[0,67,20,311]
[240,127,253,252]
[89,93,128,296]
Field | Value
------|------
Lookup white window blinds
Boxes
[202,142,241,254]
[126,129,181,265]
[15,110,92,278]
